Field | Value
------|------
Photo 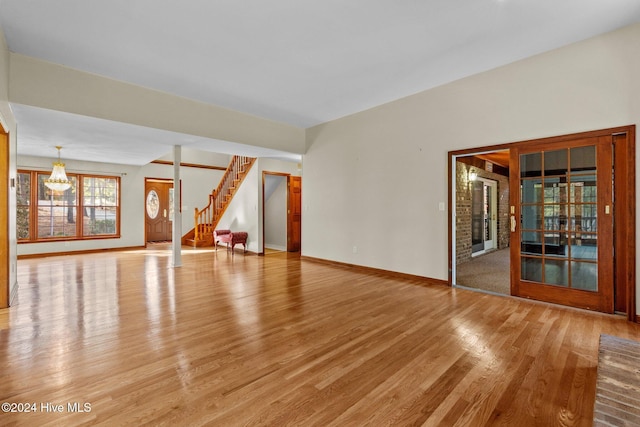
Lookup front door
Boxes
[145,179,173,243]
[510,136,614,312]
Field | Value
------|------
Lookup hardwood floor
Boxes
[1,247,639,426]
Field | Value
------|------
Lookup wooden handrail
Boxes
[192,156,255,244]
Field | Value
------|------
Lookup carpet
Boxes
[456,248,510,295]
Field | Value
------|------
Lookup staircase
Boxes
[182,155,256,247]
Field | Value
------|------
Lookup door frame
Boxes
[262,171,289,254]
[448,125,636,321]
[261,171,302,254]
[0,123,8,308]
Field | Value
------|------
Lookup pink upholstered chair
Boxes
[214,229,248,253]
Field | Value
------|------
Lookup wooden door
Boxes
[145,180,173,243]
[510,136,614,312]
[287,176,301,252]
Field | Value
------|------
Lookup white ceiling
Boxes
[2,0,640,165]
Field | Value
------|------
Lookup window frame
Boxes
[17,169,121,243]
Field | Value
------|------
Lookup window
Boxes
[17,170,120,242]
[82,176,119,236]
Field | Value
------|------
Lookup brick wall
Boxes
[455,161,510,265]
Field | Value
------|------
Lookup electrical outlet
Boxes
[352,246,357,253]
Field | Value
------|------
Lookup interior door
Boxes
[145,180,173,242]
[510,136,614,312]
[287,176,301,252]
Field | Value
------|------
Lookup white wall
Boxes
[0,23,18,302]
[216,164,260,252]
[304,22,640,311]
[17,152,225,255]
[217,158,300,253]
[264,175,287,250]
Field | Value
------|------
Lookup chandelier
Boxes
[44,146,71,192]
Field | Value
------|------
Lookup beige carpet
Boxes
[456,248,510,295]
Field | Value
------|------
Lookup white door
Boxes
[471,178,497,255]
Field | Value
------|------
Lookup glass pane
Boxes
[83,177,118,206]
[570,234,597,260]
[521,152,542,178]
[570,176,596,203]
[544,149,568,176]
[38,174,77,204]
[543,205,568,231]
[84,207,117,236]
[521,257,542,282]
[521,205,542,230]
[544,232,568,258]
[571,261,597,291]
[38,206,78,238]
[570,145,596,173]
[521,179,542,203]
[522,231,543,254]
[37,175,77,239]
[571,204,597,232]
[544,259,569,287]
[543,178,567,204]
[146,190,159,219]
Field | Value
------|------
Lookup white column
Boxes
[172,145,182,267]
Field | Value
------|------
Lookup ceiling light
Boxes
[45,146,72,192]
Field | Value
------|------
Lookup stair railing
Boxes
[193,155,255,243]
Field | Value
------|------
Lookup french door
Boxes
[510,136,614,312]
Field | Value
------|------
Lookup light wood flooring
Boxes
[1,246,639,426]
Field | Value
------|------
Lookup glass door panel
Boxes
[519,145,595,289]
[511,136,613,313]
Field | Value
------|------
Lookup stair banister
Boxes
[188,156,255,246]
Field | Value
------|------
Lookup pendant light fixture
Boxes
[44,146,72,192]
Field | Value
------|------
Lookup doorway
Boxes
[263,173,288,252]
[454,152,510,294]
[145,178,173,243]
[262,172,302,254]
[449,126,636,319]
